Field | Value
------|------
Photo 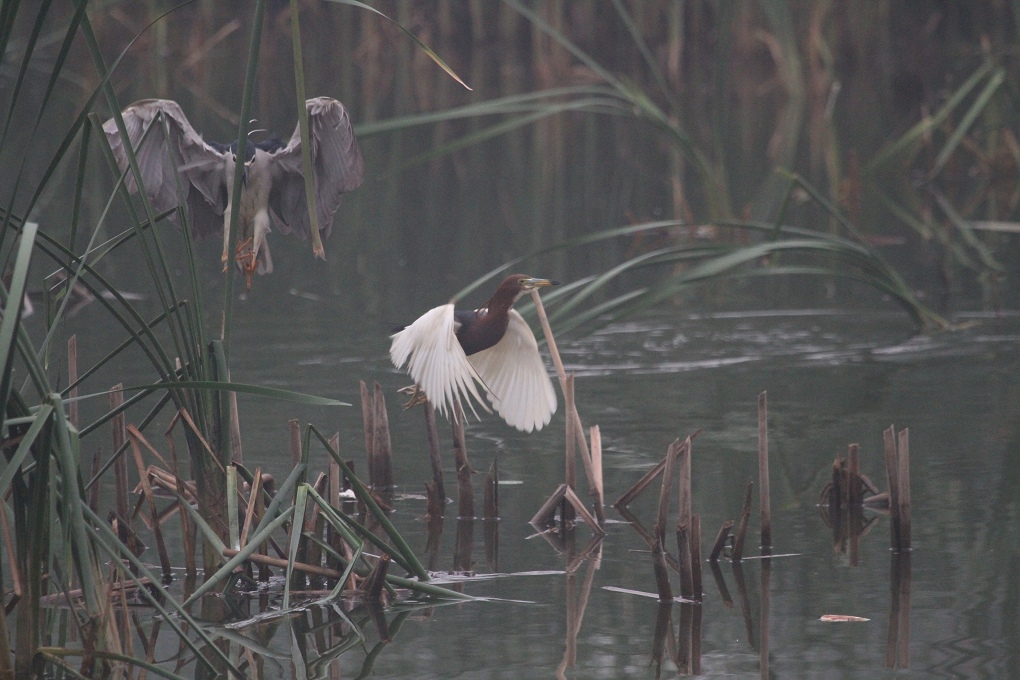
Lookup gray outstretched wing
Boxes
[103,99,229,239]
[267,97,365,241]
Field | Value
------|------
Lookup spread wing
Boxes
[103,99,229,239]
[268,97,365,240]
[389,304,490,422]
[467,310,557,432]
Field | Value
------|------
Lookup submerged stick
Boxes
[758,391,771,553]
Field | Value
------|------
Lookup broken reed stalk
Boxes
[564,374,577,524]
[690,514,702,601]
[709,520,734,562]
[655,440,680,546]
[676,523,693,599]
[731,480,754,561]
[373,383,394,489]
[615,456,667,508]
[305,473,329,585]
[848,443,861,508]
[678,437,692,538]
[563,487,605,535]
[884,426,901,552]
[360,381,374,485]
[424,402,446,502]
[254,471,270,581]
[758,391,772,553]
[126,430,172,581]
[452,401,474,518]
[530,483,566,526]
[111,384,129,522]
[68,335,78,428]
[897,429,911,552]
[615,429,700,508]
[530,289,604,525]
[327,434,342,567]
[362,554,392,600]
[165,431,196,578]
[289,418,302,470]
[530,484,605,535]
[651,537,673,602]
[222,548,345,580]
[590,425,604,514]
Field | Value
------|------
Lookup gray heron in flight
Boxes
[103,97,364,286]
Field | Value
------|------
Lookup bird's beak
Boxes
[522,277,557,290]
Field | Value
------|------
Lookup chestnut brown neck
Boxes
[454,275,526,356]
[480,275,524,318]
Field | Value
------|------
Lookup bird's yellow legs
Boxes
[221,237,259,289]
[397,384,429,409]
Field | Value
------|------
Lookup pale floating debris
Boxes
[819,614,870,622]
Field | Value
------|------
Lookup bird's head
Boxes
[227,139,258,186]
[499,274,558,304]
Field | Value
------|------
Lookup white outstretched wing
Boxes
[389,304,490,421]
[467,310,557,432]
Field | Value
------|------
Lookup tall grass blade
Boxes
[327,0,471,90]
[283,485,309,609]
[222,0,268,358]
[931,66,1005,176]
[0,221,36,410]
[289,0,323,259]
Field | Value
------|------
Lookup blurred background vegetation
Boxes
[8,0,1019,322]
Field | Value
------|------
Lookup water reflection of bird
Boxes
[390,275,559,433]
[103,97,364,286]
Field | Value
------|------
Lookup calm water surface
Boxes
[66,295,1018,679]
